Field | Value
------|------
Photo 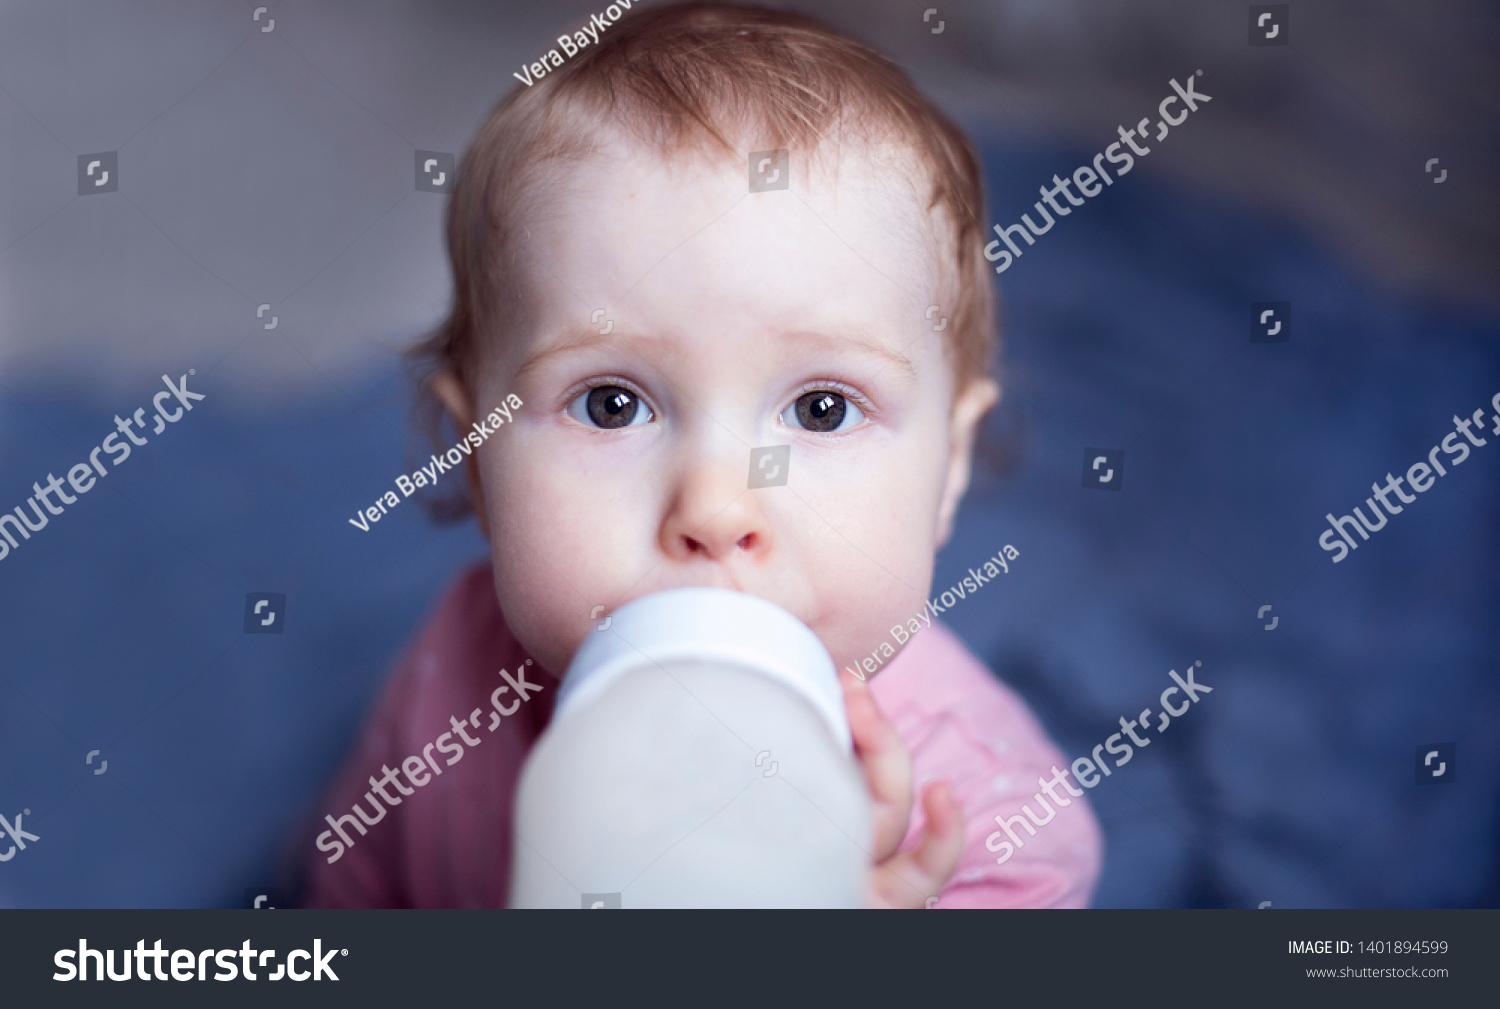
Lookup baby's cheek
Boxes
[483,455,648,673]
[802,533,933,671]
[490,563,588,678]
[480,470,573,669]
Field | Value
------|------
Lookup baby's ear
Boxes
[430,370,492,540]
[934,377,1000,548]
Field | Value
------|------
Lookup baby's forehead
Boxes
[576,130,932,219]
[518,132,946,297]
[454,123,972,410]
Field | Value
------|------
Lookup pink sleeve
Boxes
[301,563,552,908]
[870,623,1103,908]
[301,667,414,908]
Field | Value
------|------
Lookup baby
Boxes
[302,1,1100,908]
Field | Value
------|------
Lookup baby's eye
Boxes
[567,385,655,429]
[781,390,865,433]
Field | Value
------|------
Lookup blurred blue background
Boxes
[1,0,1496,908]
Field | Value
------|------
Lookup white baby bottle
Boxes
[508,588,871,908]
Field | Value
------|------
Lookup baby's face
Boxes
[451,139,994,677]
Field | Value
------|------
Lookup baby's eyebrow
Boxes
[513,327,918,381]
[791,330,918,380]
[513,330,617,383]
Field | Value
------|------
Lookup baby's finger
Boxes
[868,781,965,908]
[910,780,964,888]
[842,676,911,860]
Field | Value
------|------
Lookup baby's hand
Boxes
[841,671,965,908]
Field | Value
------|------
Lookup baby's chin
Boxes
[509,617,587,681]
[792,614,908,682]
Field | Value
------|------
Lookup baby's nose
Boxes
[680,525,760,558]
[659,455,774,563]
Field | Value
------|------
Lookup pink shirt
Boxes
[302,563,1101,908]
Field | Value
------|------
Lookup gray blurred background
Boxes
[1,0,1496,908]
